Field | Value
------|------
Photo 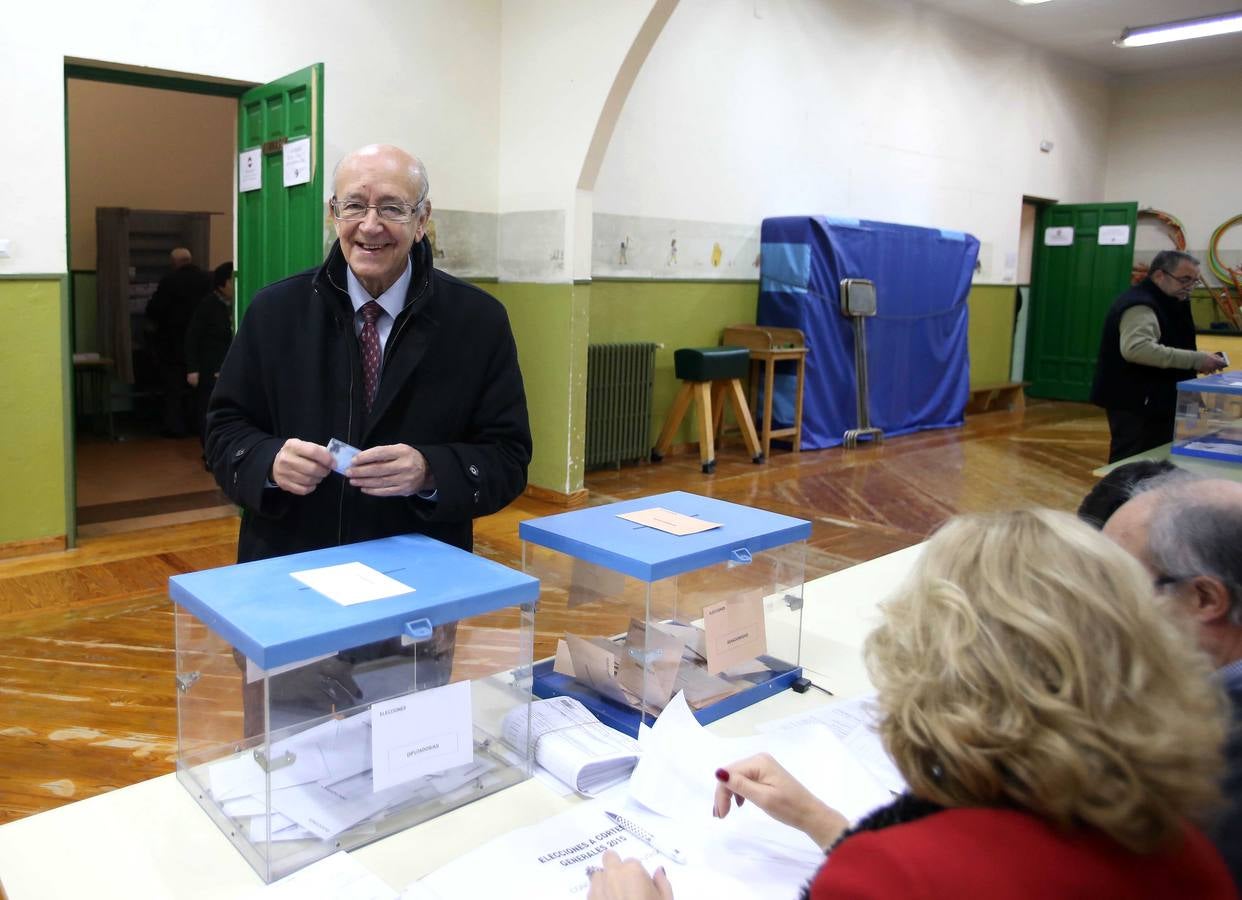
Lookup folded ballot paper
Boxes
[502,696,641,796]
[553,617,762,716]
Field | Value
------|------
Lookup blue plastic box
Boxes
[170,534,538,883]
[519,492,811,736]
[1172,373,1242,464]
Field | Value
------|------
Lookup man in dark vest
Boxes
[1090,250,1226,462]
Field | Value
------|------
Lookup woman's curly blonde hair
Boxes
[865,508,1226,853]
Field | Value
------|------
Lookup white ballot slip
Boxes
[617,507,721,535]
[371,681,473,790]
[290,561,414,606]
[327,437,361,475]
[757,693,906,795]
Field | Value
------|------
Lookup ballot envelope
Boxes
[1172,372,1242,464]
[169,534,538,883]
[519,491,810,736]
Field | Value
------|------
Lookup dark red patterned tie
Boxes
[359,301,383,413]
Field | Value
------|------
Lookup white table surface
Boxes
[0,544,923,899]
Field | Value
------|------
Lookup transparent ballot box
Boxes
[519,491,811,736]
[1173,373,1242,464]
[169,534,538,883]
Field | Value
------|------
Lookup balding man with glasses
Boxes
[1091,249,1227,462]
[205,144,531,721]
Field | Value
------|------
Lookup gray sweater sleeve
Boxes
[1119,306,1205,370]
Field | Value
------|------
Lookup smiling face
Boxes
[333,145,430,297]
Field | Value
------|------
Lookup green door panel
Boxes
[236,64,325,320]
[1025,202,1138,402]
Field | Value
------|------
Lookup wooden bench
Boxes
[967,381,1028,414]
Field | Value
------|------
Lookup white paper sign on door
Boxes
[239,148,262,192]
[283,137,312,187]
[1044,226,1074,246]
[1098,225,1131,246]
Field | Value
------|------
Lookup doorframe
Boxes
[62,60,255,546]
[1016,194,1057,386]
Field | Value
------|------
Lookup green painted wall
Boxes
[485,282,587,495]
[589,280,758,445]
[588,279,1018,451]
[966,284,1018,388]
[0,278,69,544]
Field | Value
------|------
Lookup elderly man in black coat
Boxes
[206,144,531,729]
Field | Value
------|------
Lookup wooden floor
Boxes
[0,401,1110,823]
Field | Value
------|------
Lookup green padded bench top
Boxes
[674,346,750,382]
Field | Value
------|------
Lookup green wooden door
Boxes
[236,64,325,319]
[1025,202,1137,402]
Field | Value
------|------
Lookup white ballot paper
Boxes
[290,561,414,606]
[502,696,641,796]
[371,681,473,790]
[417,786,757,900]
[757,693,906,795]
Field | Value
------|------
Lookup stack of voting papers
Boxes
[416,692,895,898]
[502,696,641,796]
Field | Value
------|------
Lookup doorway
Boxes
[65,65,249,537]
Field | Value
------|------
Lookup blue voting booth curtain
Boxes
[757,216,978,451]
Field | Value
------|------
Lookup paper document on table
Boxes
[371,681,473,790]
[629,693,891,830]
[417,787,761,900]
[290,561,414,606]
[238,850,398,899]
[617,507,721,535]
[502,696,641,796]
[757,693,906,795]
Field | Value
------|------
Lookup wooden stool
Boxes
[651,347,763,474]
[721,325,808,458]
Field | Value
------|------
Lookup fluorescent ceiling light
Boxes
[1007,0,1055,5]
[1117,10,1242,47]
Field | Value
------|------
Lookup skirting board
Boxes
[0,534,67,561]
[523,484,589,507]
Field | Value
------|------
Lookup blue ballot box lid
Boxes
[1177,373,1242,396]
[169,534,539,669]
[518,491,812,582]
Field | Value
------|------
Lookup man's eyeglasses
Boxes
[330,197,424,224]
[1157,270,1198,287]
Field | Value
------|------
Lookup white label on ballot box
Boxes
[290,561,415,606]
[617,507,721,535]
[371,681,473,790]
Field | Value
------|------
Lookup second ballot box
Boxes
[519,491,811,736]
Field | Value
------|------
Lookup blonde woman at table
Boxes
[588,509,1238,900]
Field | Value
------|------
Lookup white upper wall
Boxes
[1105,60,1242,255]
[592,0,1115,282]
[0,0,501,275]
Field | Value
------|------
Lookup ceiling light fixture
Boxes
[1007,0,1055,6]
[1117,10,1242,48]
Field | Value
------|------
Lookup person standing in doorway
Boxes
[184,262,234,456]
[146,247,210,437]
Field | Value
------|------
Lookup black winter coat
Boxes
[205,237,531,563]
